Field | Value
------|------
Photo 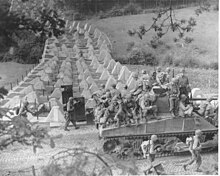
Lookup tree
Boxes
[128,0,211,46]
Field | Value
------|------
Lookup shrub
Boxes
[161,54,174,66]
[123,3,142,15]
[73,12,85,21]
[209,62,218,70]
[127,45,158,66]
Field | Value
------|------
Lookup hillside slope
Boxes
[92,7,218,64]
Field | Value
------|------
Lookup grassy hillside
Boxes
[91,7,218,65]
[0,62,34,90]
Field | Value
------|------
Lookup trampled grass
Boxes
[91,7,218,64]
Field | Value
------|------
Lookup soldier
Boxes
[148,71,158,89]
[141,135,159,174]
[120,85,129,99]
[101,92,112,108]
[18,99,35,118]
[140,93,158,121]
[110,84,120,98]
[183,129,203,172]
[204,97,216,125]
[114,99,126,127]
[64,97,79,131]
[178,94,193,118]
[131,81,144,97]
[167,78,180,118]
[177,69,190,103]
[164,67,172,84]
[156,66,165,86]
[140,70,149,82]
[124,94,138,125]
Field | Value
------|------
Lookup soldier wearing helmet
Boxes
[120,84,129,99]
[124,93,137,125]
[183,129,203,172]
[64,97,80,131]
[141,134,159,174]
[167,77,180,118]
[148,71,158,88]
[178,94,193,118]
[110,83,120,98]
[131,80,144,97]
[177,68,190,103]
[164,67,172,84]
[140,93,158,121]
[18,99,33,118]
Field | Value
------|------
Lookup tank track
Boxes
[103,130,218,160]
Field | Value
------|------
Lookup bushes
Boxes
[99,3,142,19]
[2,31,44,64]
[126,45,158,66]
[123,3,142,15]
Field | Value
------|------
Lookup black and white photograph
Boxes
[0,0,218,175]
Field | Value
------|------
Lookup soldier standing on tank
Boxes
[140,94,158,121]
[164,67,172,84]
[177,69,190,103]
[183,129,203,172]
[131,81,144,98]
[167,78,180,118]
[124,94,138,125]
[141,135,159,174]
[64,97,79,131]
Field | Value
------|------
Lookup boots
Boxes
[171,111,176,118]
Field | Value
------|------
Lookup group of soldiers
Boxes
[92,67,217,128]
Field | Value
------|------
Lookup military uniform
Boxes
[167,80,179,117]
[64,98,79,131]
[140,94,158,121]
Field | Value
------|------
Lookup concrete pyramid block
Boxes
[20,85,34,95]
[86,76,94,86]
[49,98,64,112]
[103,58,110,68]
[116,82,125,90]
[80,79,89,89]
[33,80,45,90]
[105,76,117,89]
[96,64,105,73]
[107,59,116,71]
[84,69,91,78]
[54,79,65,88]
[99,69,110,81]
[50,88,62,99]
[63,76,72,84]
[45,67,53,74]
[29,77,41,85]
[127,72,135,84]
[45,106,65,127]
[85,98,96,109]
[57,72,65,79]
[3,96,21,108]
[89,82,99,93]
[41,74,51,82]
[22,91,39,104]
[92,61,100,70]
[112,62,122,75]
[118,66,131,83]
[98,50,107,62]
[90,56,97,66]
[127,77,137,90]
[81,89,92,99]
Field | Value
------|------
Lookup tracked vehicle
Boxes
[99,87,218,159]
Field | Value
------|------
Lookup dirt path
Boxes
[0,125,217,175]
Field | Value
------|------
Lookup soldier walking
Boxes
[64,97,79,131]
[183,129,203,172]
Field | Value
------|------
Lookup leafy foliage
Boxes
[128,0,211,45]
[42,148,139,176]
